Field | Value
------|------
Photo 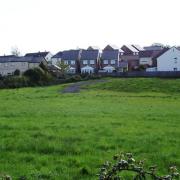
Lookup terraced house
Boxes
[0,55,46,76]
[80,46,100,74]
[101,45,123,73]
[61,49,82,74]
[51,51,63,65]
[121,45,140,71]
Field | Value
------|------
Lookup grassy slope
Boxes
[0,78,179,179]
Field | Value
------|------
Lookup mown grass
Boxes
[0,78,179,179]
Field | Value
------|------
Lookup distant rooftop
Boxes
[144,46,164,51]
[132,45,144,51]
[101,50,119,60]
[0,56,45,63]
[81,49,99,60]
[25,51,49,58]
[124,45,139,53]
[61,50,81,60]
[52,51,63,58]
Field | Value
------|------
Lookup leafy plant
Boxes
[98,153,179,180]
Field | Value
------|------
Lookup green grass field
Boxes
[0,78,179,179]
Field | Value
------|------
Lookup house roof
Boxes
[152,48,170,59]
[101,50,119,60]
[80,50,99,60]
[132,45,144,51]
[0,55,17,58]
[25,51,49,58]
[0,56,45,63]
[104,44,120,51]
[123,45,139,53]
[87,46,100,50]
[144,46,163,51]
[139,50,162,58]
[52,51,63,58]
[61,50,81,60]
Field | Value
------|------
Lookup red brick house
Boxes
[121,45,140,71]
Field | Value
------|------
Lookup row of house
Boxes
[0,53,48,76]
[51,44,180,74]
[51,44,142,74]
[1,44,180,76]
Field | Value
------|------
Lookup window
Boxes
[83,60,88,65]
[64,60,68,65]
[134,52,138,55]
[103,60,108,64]
[71,60,75,65]
[111,60,116,64]
[90,60,95,64]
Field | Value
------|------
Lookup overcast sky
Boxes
[0,0,180,55]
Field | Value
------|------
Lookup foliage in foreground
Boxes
[98,153,179,180]
[0,78,179,179]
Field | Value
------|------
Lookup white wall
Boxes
[157,47,180,71]
[0,62,29,76]
[45,53,53,62]
[51,58,61,65]
[140,57,152,65]
[28,63,40,69]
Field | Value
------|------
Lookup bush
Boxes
[23,68,53,85]
[98,153,179,180]
[14,69,21,76]
[3,76,29,88]
[24,68,44,83]
[0,80,5,89]
[65,75,82,83]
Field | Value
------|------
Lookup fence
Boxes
[98,71,180,78]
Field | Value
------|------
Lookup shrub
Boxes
[80,166,90,175]
[98,153,179,180]
[23,68,44,83]
[0,80,5,89]
[14,69,21,76]
[3,76,29,88]
[65,75,82,83]
[23,68,53,85]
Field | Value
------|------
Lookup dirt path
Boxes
[61,80,107,93]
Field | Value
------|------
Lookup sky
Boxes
[0,0,180,55]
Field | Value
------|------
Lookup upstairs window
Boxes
[83,60,88,65]
[71,60,75,65]
[64,60,68,65]
[90,60,95,65]
[111,60,116,64]
[103,60,108,64]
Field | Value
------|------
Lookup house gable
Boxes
[103,45,119,51]
[157,47,180,71]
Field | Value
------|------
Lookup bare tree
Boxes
[11,46,21,56]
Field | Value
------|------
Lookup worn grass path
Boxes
[61,79,107,93]
[0,78,179,179]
